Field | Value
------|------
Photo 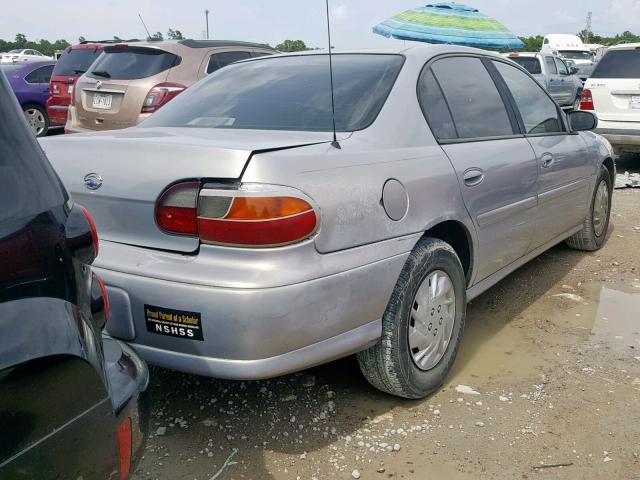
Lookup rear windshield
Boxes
[509,57,542,74]
[142,54,404,132]
[0,65,23,76]
[558,50,592,61]
[87,47,179,80]
[53,48,102,76]
[591,49,640,79]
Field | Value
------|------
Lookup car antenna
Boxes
[138,13,152,40]
[325,0,341,149]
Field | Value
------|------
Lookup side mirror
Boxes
[568,110,597,131]
[570,66,579,75]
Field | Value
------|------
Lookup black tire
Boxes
[22,104,49,137]
[357,237,466,399]
[566,164,613,251]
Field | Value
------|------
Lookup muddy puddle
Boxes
[449,282,640,388]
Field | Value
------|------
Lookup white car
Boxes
[0,49,52,63]
[581,43,640,155]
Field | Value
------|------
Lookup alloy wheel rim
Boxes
[24,109,45,136]
[408,270,456,371]
[593,180,609,238]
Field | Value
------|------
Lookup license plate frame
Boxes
[92,93,112,110]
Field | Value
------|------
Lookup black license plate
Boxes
[144,304,203,341]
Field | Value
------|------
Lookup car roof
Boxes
[272,44,505,61]
[608,43,640,51]
[98,39,278,55]
[2,60,55,73]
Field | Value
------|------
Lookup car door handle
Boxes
[541,154,555,168]
[463,168,485,187]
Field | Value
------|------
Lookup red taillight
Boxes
[579,89,594,110]
[117,417,132,479]
[80,206,99,257]
[155,182,199,235]
[141,82,186,114]
[198,194,318,247]
[155,183,318,247]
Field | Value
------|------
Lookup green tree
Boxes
[167,29,183,40]
[113,35,122,42]
[14,33,27,48]
[149,31,164,41]
[275,39,308,52]
[78,36,86,43]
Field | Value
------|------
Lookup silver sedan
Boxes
[41,45,614,398]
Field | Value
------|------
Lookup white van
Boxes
[541,34,595,81]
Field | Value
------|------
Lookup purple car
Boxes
[0,60,59,137]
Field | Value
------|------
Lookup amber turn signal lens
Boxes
[226,196,313,220]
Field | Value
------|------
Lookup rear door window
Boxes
[493,60,564,135]
[430,56,514,139]
[545,56,558,74]
[87,47,179,80]
[206,51,253,74]
[591,49,640,78]
[53,48,102,76]
[417,68,457,140]
[24,65,53,84]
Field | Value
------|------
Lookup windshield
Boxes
[53,48,102,76]
[591,49,640,79]
[87,46,179,80]
[510,57,542,74]
[559,50,592,61]
[142,54,404,132]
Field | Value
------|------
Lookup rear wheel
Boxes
[23,104,49,137]
[566,165,613,251]
[357,237,466,399]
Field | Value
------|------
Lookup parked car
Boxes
[65,39,277,133]
[503,52,583,109]
[1,60,61,137]
[0,49,52,63]
[47,41,110,126]
[0,68,148,478]
[540,34,596,81]
[581,43,640,155]
[42,45,614,399]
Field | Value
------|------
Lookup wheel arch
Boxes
[602,157,615,187]
[422,220,474,285]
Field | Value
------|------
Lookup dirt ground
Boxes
[132,155,640,480]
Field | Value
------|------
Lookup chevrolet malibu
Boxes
[41,46,614,399]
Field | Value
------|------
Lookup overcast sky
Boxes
[1,0,639,48]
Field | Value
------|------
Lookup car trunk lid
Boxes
[40,128,333,253]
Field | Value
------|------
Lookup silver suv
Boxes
[504,52,584,109]
[42,45,614,399]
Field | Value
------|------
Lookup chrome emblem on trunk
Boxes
[84,173,103,190]
[95,80,102,90]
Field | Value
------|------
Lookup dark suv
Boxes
[0,69,149,479]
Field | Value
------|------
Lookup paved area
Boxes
[133,155,640,480]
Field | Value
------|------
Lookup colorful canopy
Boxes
[373,3,524,50]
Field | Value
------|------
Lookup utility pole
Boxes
[205,9,210,39]
[584,11,592,43]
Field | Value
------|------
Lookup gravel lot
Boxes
[133,155,640,480]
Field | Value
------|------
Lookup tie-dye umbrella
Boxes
[373,3,524,50]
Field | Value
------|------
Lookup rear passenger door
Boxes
[491,59,592,248]
[554,57,574,105]
[543,55,563,102]
[419,55,539,282]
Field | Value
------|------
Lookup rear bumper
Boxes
[102,336,149,475]
[65,105,150,133]
[47,104,69,125]
[594,127,640,153]
[96,236,417,379]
